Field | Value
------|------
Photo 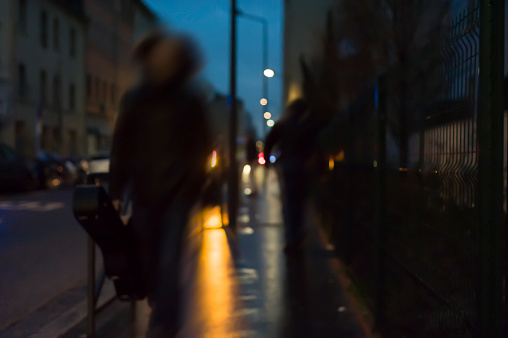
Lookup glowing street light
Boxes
[260,98,268,106]
[267,119,275,127]
[264,112,271,119]
[263,69,274,78]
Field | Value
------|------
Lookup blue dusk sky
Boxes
[143,0,284,137]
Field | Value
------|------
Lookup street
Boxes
[0,188,87,332]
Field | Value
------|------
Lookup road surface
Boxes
[0,188,87,332]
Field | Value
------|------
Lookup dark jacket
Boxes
[109,81,211,209]
[264,115,319,172]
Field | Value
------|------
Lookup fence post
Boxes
[477,0,505,336]
[375,75,387,330]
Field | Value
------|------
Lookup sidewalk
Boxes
[63,167,371,337]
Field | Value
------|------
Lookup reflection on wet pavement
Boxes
[181,225,252,338]
[181,167,366,337]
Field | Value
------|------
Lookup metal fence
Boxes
[319,1,505,336]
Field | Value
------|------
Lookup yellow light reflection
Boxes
[203,206,223,229]
[288,82,302,102]
[221,210,229,227]
[197,229,246,336]
[328,156,335,171]
[211,150,217,168]
[335,150,345,162]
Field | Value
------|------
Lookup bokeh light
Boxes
[264,69,275,77]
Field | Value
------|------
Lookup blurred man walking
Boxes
[264,99,319,253]
[109,32,211,337]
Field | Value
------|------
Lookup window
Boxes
[53,75,61,108]
[69,83,75,110]
[15,121,26,153]
[41,11,48,48]
[53,127,61,147]
[40,71,47,106]
[95,78,100,99]
[69,130,77,155]
[102,81,107,102]
[18,0,27,32]
[53,18,59,51]
[18,64,26,99]
[86,74,92,99]
[110,84,116,104]
[70,28,76,57]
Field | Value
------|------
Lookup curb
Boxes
[0,281,115,338]
[314,215,378,338]
[33,282,116,338]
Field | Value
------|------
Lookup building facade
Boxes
[0,0,86,159]
[84,0,157,155]
[283,0,337,105]
[0,0,159,158]
[0,1,13,133]
[133,0,158,43]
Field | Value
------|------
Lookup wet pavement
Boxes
[0,189,88,333]
[224,168,367,337]
[64,167,369,337]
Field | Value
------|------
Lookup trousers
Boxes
[277,166,308,244]
[131,196,194,337]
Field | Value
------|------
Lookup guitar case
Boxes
[73,184,146,300]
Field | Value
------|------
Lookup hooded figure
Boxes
[109,32,211,337]
[264,99,319,253]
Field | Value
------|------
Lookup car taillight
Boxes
[258,152,266,165]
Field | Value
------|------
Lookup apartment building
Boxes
[84,0,157,155]
[283,0,337,105]
[0,0,86,159]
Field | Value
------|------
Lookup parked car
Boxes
[85,152,110,175]
[0,143,36,192]
[67,155,89,184]
[34,151,80,189]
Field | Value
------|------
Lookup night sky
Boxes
[143,0,284,137]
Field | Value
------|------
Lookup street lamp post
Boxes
[236,10,270,137]
[229,0,238,231]
[262,21,268,137]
